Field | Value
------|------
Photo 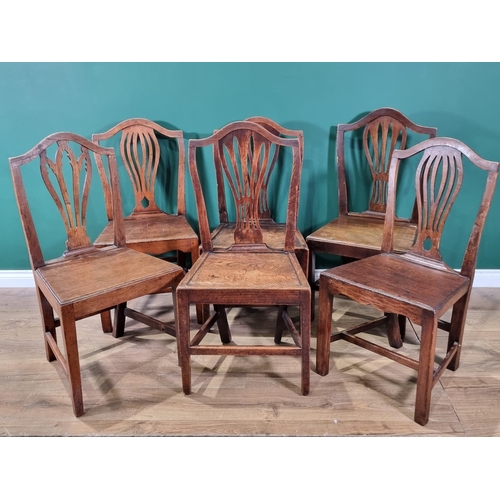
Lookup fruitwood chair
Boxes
[176,121,311,396]
[9,133,185,416]
[92,118,207,325]
[316,137,499,425]
[306,108,437,317]
[210,116,309,276]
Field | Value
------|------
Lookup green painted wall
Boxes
[2,62,500,270]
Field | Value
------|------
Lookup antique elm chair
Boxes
[9,133,185,416]
[306,108,437,321]
[209,116,309,277]
[315,137,498,425]
[92,118,207,327]
[175,121,311,396]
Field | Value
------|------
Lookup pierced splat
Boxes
[363,117,407,213]
[209,118,308,278]
[216,129,278,245]
[119,125,161,213]
[40,140,93,254]
[216,117,303,225]
[244,121,281,220]
[247,137,279,221]
[407,146,463,264]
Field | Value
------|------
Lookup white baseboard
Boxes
[314,269,500,288]
[0,270,35,288]
[1,269,499,288]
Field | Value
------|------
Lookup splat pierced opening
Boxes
[141,197,149,208]
[423,237,433,251]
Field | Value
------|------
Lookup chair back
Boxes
[92,118,186,219]
[214,117,303,223]
[9,133,123,270]
[382,137,499,278]
[337,107,437,218]
[189,121,303,253]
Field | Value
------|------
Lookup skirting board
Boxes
[1,269,499,288]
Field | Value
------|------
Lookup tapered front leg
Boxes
[300,292,311,395]
[414,311,438,426]
[36,289,57,362]
[446,294,469,371]
[176,291,192,395]
[309,250,316,321]
[60,310,84,417]
[171,287,181,367]
[316,277,334,376]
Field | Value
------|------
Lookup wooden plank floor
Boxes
[1,287,499,436]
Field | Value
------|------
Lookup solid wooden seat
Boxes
[316,137,499,426]
[92,118,207,324]
[322,253,470,314]
[183,252,307,294]
[9,133,185,416]
[95,211,199,255]
[307,108,437,314]
[308,214,416,257]
[176,121,311,396]
[36,247,181,308]
[210,116,309,276]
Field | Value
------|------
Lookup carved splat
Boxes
[248,138,279,220]
[363,117,407,213]
[93,119,187,226]
[119,125,161,213]
[40,140,92,253]
[244,120,281,220]
[407,146,463,263]
[215,117,303,224]
[216,129,278,244]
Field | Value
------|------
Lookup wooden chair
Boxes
[92,118,207,325]
[316,137,499,425]
[176,121,311,396]
[306,108,437,316]
[9,133,185,416]
[210,116,309,276]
